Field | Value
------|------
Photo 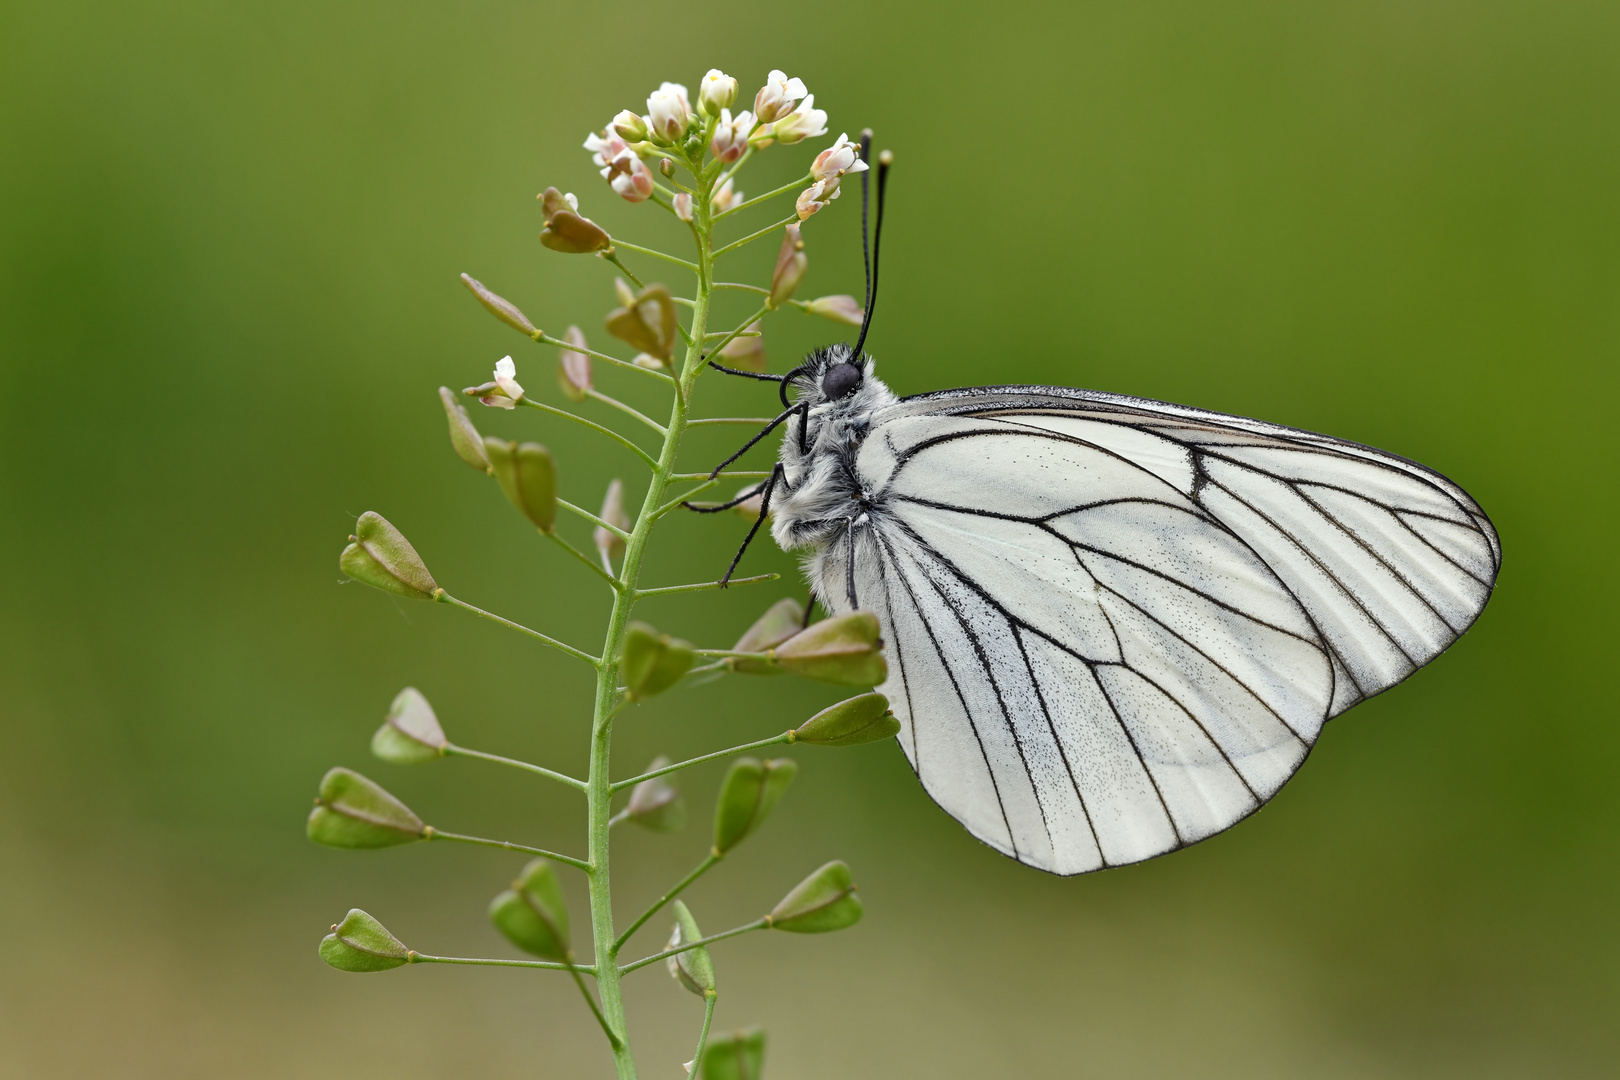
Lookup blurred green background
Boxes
[2,0,1616,1076]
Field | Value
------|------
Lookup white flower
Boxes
[753,69,808,123]
[561,191,579,213]
[646,82,691,142]
[711,178,743,213]
[767,95,827,145]
[673,192,693,221]
[710,109,755,163]
[795,178,841,219]
[811,133,869,182]
[698,69,738,116]
[584,130,630,177]
[607,149,654,203]
[491,355,524,407]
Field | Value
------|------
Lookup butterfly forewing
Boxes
[818,386,1498,875]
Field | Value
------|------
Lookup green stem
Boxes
[558,498,631,541]
[519,398,658,470]
[611,239,698,271]
[610,733,794,794]
[714,173,812,220]
[408,952,593,973]
[613,854,721,954]
[600,251,647,291]
[434,591,600,667]
[535,330,675,387]
[634,573,777,600]
[691,992,718,1075]
[712,214,800,259]
[619,919,771,975]
[583,150,723,1080]
[423,828,592,872]
[586,388,668,437]
[569,962,622,1049]
[444,743,587,792]
[686,417,776,427]
[701,304,771,360]
[545,529,621,589]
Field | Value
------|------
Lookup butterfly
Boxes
[696,140,1500,875]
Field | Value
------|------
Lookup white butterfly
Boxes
[701,149,1498,874]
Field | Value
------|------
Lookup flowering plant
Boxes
[313,68,886,1079]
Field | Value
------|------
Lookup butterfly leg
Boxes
[680,480,767,514]
[705,403,805,480]
[843,516,859,610]
[719,463,784,587]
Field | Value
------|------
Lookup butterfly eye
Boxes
[821,362,863,399]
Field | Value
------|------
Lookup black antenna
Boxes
[856,129,873,324]
[849,146,892,361]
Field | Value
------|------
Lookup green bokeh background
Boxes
[2,1,1615,1076]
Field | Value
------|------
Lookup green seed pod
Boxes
[773,612,887,686]
[712,757,797,856]
[460,272,539,336]
[729,598,805,675]
[622,622,695,700]
[485,438,558,533]
[318,909,411,972]
[665,900,715,996]
[625,756,686,832]
[339,512,438,600]
[768,860,863,933]
[306,767,425,849]
[370,687,448,764]
[488,859,571,962]
[604,283,678,361]
[439,386,492,473]
[792,693,898,747]
[697,1027,766,1080]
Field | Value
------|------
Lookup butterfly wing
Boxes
[823,386,1498,874]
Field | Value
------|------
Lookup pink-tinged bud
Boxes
[460,274,539,336]
[753,69,808,124]
[811,133,869,183]
[557,325,591,402]
[584,130,630,175]
[710,109,754,163]
[712,178,743,213]
[698,69,738,116]
[795,178,840,220]
[804,294,865,326]
[538,187,611,254]
[611,109,649,142]
[719,321,766,373]
[767,96,828,145]
[593,479,630,563]
[673,193,693,222]
[607,150,655,203]
[769,224,807,308]
[646,82,691,143]
[658,157,675,178]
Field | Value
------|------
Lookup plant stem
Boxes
[434,592,600,667]
[423,828,591,872]
[690,991,717,1074]
[634,573,778,599]
[409,952,592,973]
[610,733,795,794]
[619,919,771,975]
[583,150,723,1080]
[611,239,698,271]
[444,743,587,792]
[613,854,721,954]
[519,398,658,469]
[712,214,799,259]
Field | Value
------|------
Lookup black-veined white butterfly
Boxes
[696,138,1499,875]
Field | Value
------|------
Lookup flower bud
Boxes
[699,70,738,117]
[646,82,691,143]
[697,1028,765,1080]
[460,273,539,336]
[539,186,612,254]
[371,686,449,764]
[767,96,828,145]
[710,109,754,164]
[665,900,715,996]
[713,757,797,855]
[659,157,676,178]
[625,756,686,832]
[795,178,839,220]
[622,622,695,700]
[611,109,648,142]
[792,692,898,747]
[767,860,862,933]
[485,438,558,533]
[557,325,591,402]
[729,597,805,674]
[440,386,492,473]
[711,177,744,213]
[673,192,693,221]
[632,353,665,370]
[718,321,765,373]
[804,294,865,326]
[754,69,807,123]
[773,612,886,686]
[605,283,678,361]
[319,909,411,972]
[593,478,629,563]
[607,150,655,203]
[306,767,425,849]
[768,224,807,309]
[340,512,438,600]
[488,858,571,962]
